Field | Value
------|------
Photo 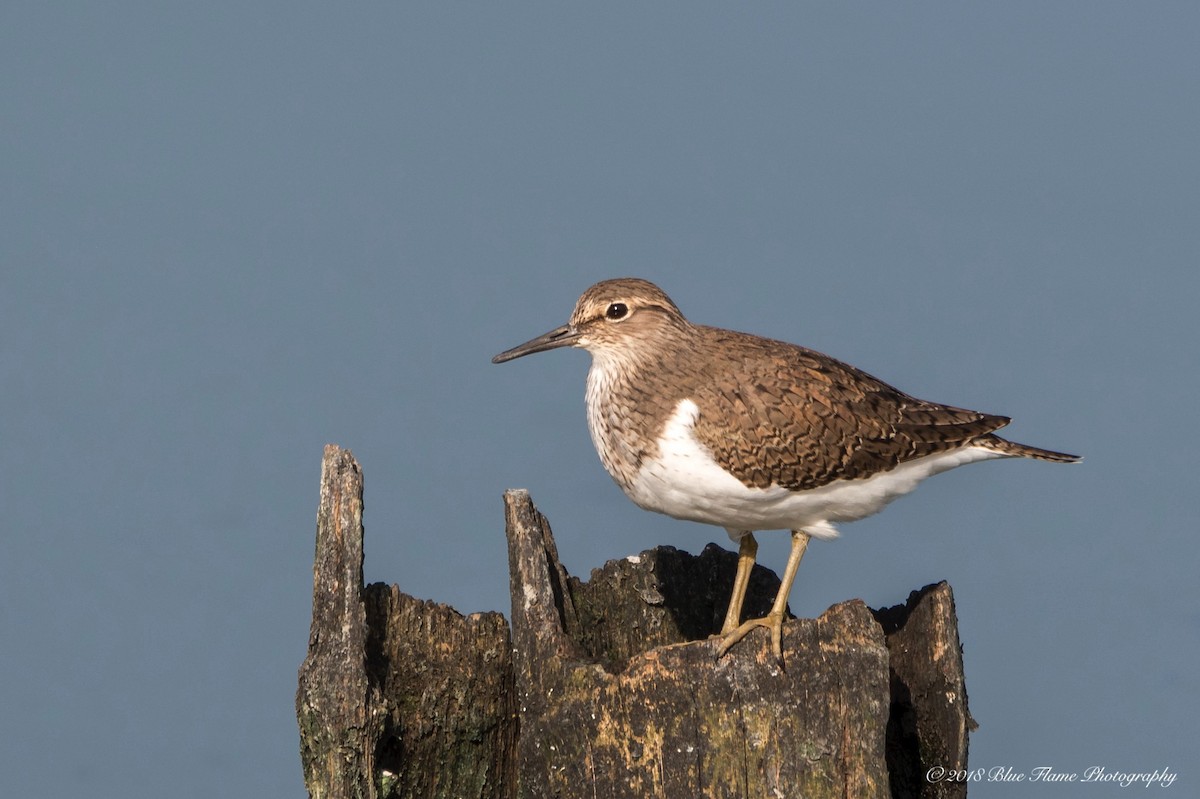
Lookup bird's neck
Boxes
[584,331,695,490]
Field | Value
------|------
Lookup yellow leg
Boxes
[719,533,758,635]
[716,530,811,664]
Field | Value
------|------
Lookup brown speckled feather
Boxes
[685,326,1012,491]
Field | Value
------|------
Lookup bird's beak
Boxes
[492,324,581,364]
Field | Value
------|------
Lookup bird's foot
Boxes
[713,611,787,665]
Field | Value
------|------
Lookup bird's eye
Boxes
[606,302,629,320]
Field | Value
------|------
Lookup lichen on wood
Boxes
[505,489,892,798]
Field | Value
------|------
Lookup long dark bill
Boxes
[492,324,580,363]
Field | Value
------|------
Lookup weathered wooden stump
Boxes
[297,446,517,799]
[297,446,973,798]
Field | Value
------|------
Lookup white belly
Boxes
[623,399,1005,540]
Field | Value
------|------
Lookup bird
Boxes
[492,278,1079,663]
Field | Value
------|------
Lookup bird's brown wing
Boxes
[688,329,1010,491]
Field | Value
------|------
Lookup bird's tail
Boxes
[977,434,1082,463]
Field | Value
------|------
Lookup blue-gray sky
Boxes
[2,4,1196,796]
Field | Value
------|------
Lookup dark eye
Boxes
[605,302,629,320]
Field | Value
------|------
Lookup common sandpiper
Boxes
[493,278,1079,662]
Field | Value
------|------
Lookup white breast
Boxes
[624,398,1006,540]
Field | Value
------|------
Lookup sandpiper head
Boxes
[492,278,687,364]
